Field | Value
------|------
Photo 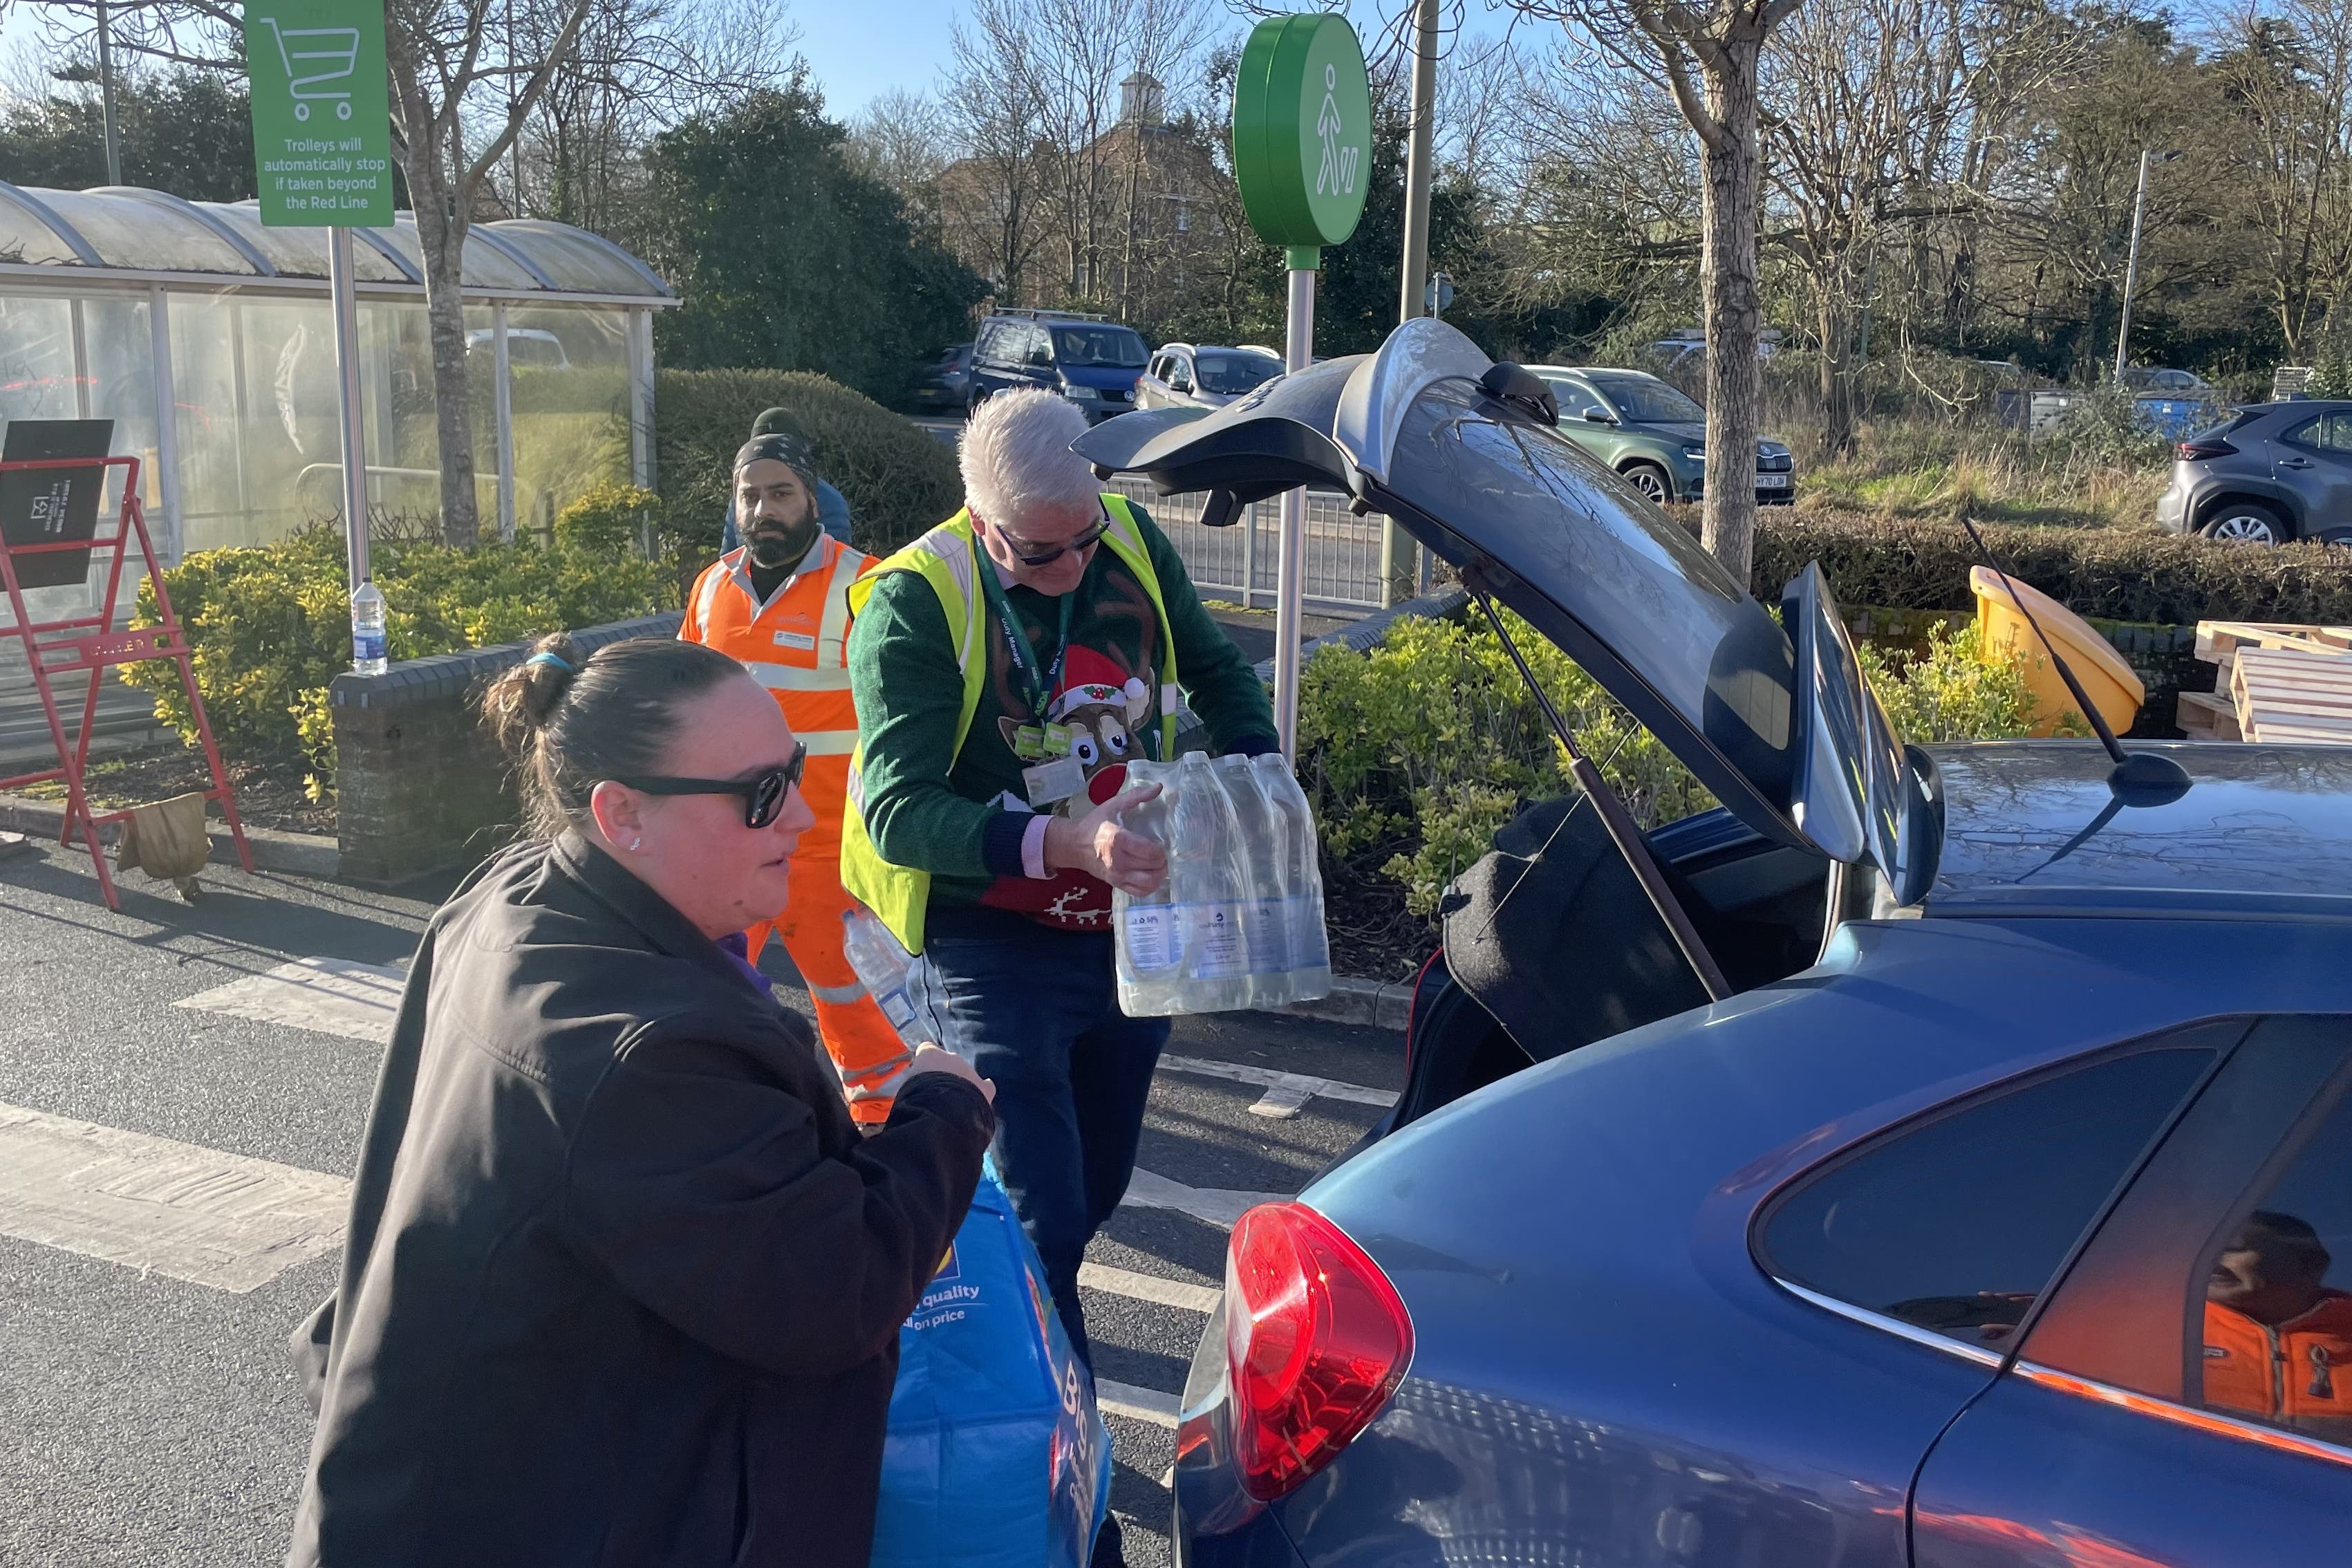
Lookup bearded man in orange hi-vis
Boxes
[680,421,906,1125]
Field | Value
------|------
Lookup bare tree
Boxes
[1509,0,1802,578]
[1023,0,1206,304]
[507,0,795,236]
[385,0,596,545]
[848,87,954,215]
[2212,0,2352,357]
[940,0,1053,304]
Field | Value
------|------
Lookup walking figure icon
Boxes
[1314,64,1357,196]
[258,17,360,122]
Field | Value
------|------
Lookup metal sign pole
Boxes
[328,226,369,588]
[1274,250,1316,758]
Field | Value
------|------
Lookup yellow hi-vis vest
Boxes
[840,494,1179,953]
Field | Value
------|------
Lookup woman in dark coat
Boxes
[287,634,994,1568]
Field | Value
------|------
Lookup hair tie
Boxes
[526,651,574,673]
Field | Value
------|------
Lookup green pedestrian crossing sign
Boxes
[1231,13,1372,259]
[245,0,394,227]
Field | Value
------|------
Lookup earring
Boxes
[629,837,643,852]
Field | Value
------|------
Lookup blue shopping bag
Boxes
[870,1164,1112,1568]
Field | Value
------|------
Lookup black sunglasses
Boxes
[980,509,1111,566]
[613,742,807,829]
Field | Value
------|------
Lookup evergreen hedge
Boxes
[1755,510,2352,626]
[653,367,962,565]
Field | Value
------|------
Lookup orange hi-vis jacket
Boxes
[683,537,866,848]
[681,536,908,1123]
[2202,1290,2352,1435]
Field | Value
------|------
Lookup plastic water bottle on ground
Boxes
[1212,754,1292,1007]
[350,579,387,676]
[1172,751,1254,1011]
[1251,753,1332,1002]
[841,904,942,1049]
[1112,758,1186,1016]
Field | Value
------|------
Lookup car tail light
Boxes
[1224,1202,1413,1501]
[2178,437,2237,460]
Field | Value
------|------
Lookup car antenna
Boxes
[1953,514,2191,805]
[1464,572,1733,1002]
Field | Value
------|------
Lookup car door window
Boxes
[1168,355,1193,391]
[2291,413,2352,453]
[2198,1099,2352,1444]
[1758,1040,2221,1352]
[1544,377,1605,422]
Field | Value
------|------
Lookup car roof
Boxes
[1924,740,2352,916]
[1522,364,1669,384]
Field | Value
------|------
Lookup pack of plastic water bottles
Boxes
[1112,751,1333,1017]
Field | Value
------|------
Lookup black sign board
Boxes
[0,420,115,590]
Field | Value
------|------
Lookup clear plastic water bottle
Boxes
[1173,751,1253,1012]
[349,578,388,675]
[1213,754,1292,1007]
[841,905,942,1050]
[1251,753,1332,1002]
[1113,758,1185,1016]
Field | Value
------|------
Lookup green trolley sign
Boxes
[245,0,394,227]
[1232,12,1372,263]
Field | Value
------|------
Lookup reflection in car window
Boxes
[1052,326,1148,368]
[1195,352,1280,395]
[2199,1091,2352,1444]
[1542,377,1606,421]
[1591,375,1706,424]
[2292,413,2352,453]
[1762,1047,2216,1350]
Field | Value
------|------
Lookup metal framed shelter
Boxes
[0,182,676,576]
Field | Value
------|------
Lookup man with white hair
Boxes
[841,389,1275,1391]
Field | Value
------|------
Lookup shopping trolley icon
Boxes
[257,16,360,121]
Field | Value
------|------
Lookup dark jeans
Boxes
[919,908,1168,1365]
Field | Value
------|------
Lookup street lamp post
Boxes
[2115,149,2180,381]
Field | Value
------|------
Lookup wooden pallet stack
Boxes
[2181,622,2352,743]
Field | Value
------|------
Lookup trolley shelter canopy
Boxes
[0,182,676,567]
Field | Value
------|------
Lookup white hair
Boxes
[959,389,1100,527]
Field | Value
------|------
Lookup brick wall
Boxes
[328,614,682,885]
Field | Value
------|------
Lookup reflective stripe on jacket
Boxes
[838,494,1175,953]
[681,537,870,850]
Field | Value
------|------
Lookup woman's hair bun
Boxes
[483,632,584,761]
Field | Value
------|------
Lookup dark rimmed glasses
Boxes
[978,507,1112,566]
[613,741,806,829]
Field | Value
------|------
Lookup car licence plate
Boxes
[1757,472,1793,490]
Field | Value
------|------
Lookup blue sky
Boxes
[795,0,964,116]
[0,1,1518,124]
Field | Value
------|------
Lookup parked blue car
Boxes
[1079,321,2352,1568]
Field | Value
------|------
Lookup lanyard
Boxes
[976,550,1075,722]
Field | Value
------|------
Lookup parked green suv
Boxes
[1524,365,1795,505]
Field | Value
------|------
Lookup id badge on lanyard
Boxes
[980,556,1085,807]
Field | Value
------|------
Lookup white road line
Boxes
[1121,1167,1288,1229]
[1096,1379,1181,1428]
[0,1101,349,1294]
[1080,1261,1221,1314]
[1157,1053,1397,1120]
[176,958,403,1045]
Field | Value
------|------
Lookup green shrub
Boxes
[1298,610,1714,916]
[1751,510,2352,624]
[554,480,662,554]
[1305,606,2078,915]
[123,524,662,794]
[1856,621,2086,740]
[654,368,962,566]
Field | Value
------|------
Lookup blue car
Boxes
[1079,321,2352,1568]
[969,308,1150,423]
